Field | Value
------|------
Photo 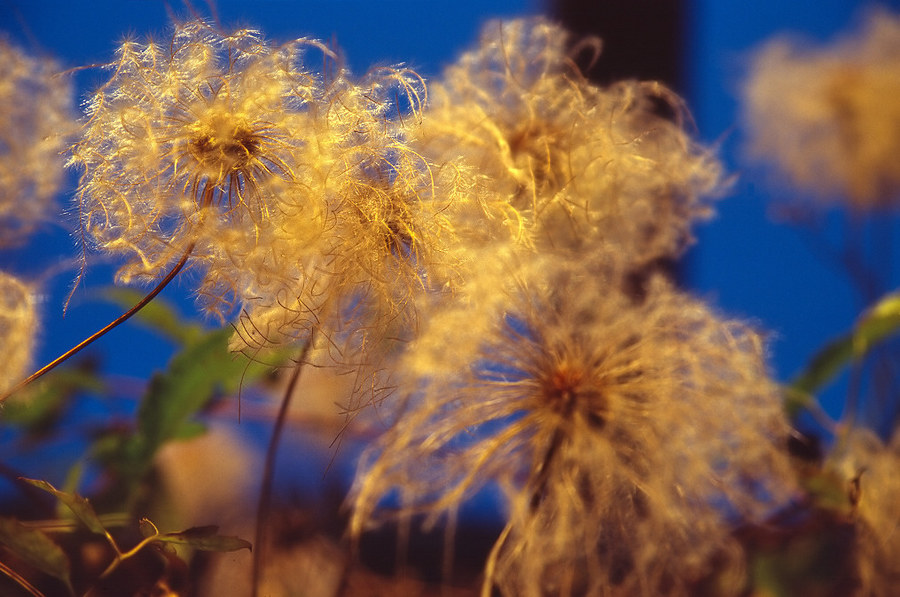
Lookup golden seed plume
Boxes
[413,17,724,265]
[350,259,796,596]
[69,20,332,316]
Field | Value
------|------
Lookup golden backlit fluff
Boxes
[827,429,900,597]
[743,9,900,209]
[0,40,73,246]
[0,272,37,397]
[413,17,723,266]
[350,261,796,596]
[69,20,331,316]
[226,67,468,360]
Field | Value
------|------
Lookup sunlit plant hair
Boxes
[350,259,796,596]
[69,19,332,313]
[0,271,37,397]
[743,8,900,210]
[227,66,467,359]
[0,39,73,247]
[414,17,723,266]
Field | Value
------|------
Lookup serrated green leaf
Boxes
[0,517,74,593]
[101,287,205,345]
[21,479,106,536]
[219,345,295,396]
[133,329,286,460]
[154,525,252,552]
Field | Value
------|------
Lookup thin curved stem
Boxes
[2,182,218,404]
[0,559,47,597]
[0,243,195,403]
[251,334,315,597]
[481,520,514,597]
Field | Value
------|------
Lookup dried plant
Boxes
[1,10,898,597]
[824,429,900,596]
[69,21,333,311]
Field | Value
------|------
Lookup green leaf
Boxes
[114,329,268,486]
[218,344,295,396]
[853,291,900,356]
[153,525,252,552]
[133,329,234,458]
[173,420,208,440]
[20,479,106,536]
[0,517,74,594]
[132,329,289,462]
[91,326,291,507]
[787,290,900,417]
[786,335,854,417]
[100,287,204,345]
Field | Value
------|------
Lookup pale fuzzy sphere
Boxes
[0,272,37,396]
[0,40,73,246]
[350,263,796,596]
[743,9,900,209]
[414,17,723,266]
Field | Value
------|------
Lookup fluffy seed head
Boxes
[350,262,796,595]
[0,272,37,397]
[414,17,723,265]
[70,20,329,313]
[743,8,900,209]
[225,67,455,359]
[827,429,900,596]
[0,40,73,246]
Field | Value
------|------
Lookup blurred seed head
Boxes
[743,8,900,210]
[0,40,74,246]
[827,429,900,597]
[0,271,37,396]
